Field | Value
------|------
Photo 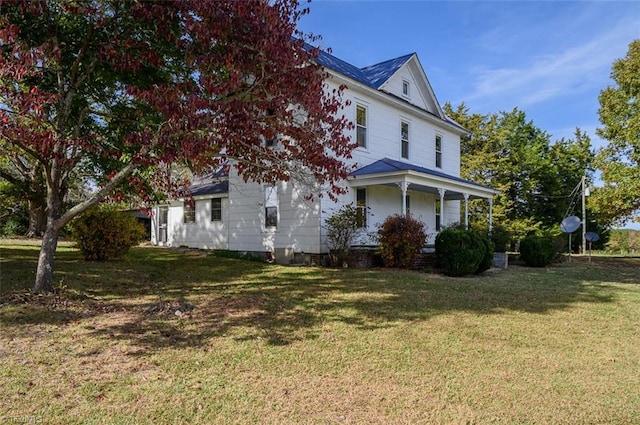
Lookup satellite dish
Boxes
[561,216,581,233]
[585,232,600,242]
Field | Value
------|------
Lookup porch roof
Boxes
[348,158,498,200]
[189,180,229,197]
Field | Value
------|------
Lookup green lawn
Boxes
[1,239,639,424]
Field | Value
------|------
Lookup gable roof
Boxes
[308,44,464,132]
[309,44,414,91]
[313,47,374,88]
[360,53,415,88]
[351,158,494,191]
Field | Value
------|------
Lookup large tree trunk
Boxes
[26,197,47,238]
[33,180,63,293]
[33,222,59,293]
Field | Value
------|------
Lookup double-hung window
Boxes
[183,200,195,223]
[356,105,367,148]
[435,134,442,168]
[401,121,409,159]
[211,198,222,222]
[356,188,367,228]
[265,186,278,228]
[435,199,441,232]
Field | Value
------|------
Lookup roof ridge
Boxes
[359,53,416,88]
[304,42,375,88]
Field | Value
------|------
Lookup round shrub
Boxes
[519,235,556,267]
[475,231,495,274]
[377,214,427,268]
[435,227,487,277]
[69,207,146,261]
[470,223,511,253]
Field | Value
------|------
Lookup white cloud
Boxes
[464,15,639,110]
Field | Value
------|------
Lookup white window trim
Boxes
[356,104,367,149]
[264,186,278,229]
[211,198,222,222]
[435,133,443,169]
[183,200,196,224]
[402,80,410,98]
[401,120,410,160]
[356,187,367,228]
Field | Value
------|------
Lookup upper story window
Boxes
[401,121,409,159]
[402,80,410,97]
[356,104,367,148]
[435,134,442,168]
[265,135,277,147]
[356,188,367,228]
[183,200,195,223]
[265,108,277,147]
[211,198,222,221]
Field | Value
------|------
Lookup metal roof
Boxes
[350,158,494,191]
[360,53,415,88]
[306,44,465,133]
[308,43,413,90]
[188,180,229,196]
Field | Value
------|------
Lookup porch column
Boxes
[488,197,493,234]
[438,188,446,227]
[398,181,409,215]
[463,193,469,229]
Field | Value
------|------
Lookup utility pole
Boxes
[581,175,586,255]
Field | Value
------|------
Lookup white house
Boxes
[150,47,498,263]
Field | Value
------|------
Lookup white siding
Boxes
[226,171,322,259]
[227,179,266,253]
[381,67,429,111]
[151,196,228,249]
[330,78,461,178]
[444,200,461,229]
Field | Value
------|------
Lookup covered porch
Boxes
[348,158,498,232]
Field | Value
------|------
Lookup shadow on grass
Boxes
[2,243,638,349]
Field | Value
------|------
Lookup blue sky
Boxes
[297,0,640,227]
[298,0,639,146]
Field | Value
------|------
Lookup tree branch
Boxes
[53,122,167,230]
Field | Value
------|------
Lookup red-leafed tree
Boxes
[0,0,355,293]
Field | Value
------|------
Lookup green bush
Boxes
[471,223,511,253]
[435,227,490,277]
[325,204,361,267]
[69,207,146,261]
[1,216,28,237]
[490,224,511,253]
[519,235,556,267]
[475,231,495,274]
[377,214,427,268]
